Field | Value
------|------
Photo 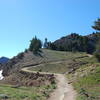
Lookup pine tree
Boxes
[29,36,42,54]
[92,18,100,31]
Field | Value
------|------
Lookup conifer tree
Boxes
[29,36,42,54]
[92,18,100,31]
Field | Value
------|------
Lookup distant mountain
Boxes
[0,57,9,64]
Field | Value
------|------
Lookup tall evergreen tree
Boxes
[29,36,42,54]
[92,18,100,31]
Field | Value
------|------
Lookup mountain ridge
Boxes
[0,57,9,64]
[49,32,100,54]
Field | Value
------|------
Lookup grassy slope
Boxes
[0,49,99,100]
[12,49,86,68]
[68,57,100,100]
[30,62,70,74]
[41,49,86,60]
[0,83,56,100]
[30,49,87,74]
[29,49,100,100]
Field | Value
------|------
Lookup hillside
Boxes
[22,50,100,100]
[0,49,99,100]
[49,32,100,54]
[67,56,100,100]
[2,49,86,76]
[0,1,99,100]
[0,49,88,100]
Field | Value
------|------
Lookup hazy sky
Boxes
[0,0,100,58]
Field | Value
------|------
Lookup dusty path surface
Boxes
[48,74,77,100]
[22,61,77,100]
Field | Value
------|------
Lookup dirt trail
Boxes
[48,74,77,100]
[22,61,77,100]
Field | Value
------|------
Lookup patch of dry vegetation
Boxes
[67,57,100,100]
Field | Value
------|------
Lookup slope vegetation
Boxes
[68,56,100,100]
[1,49,99,100]
[0,49,87,100]
[2,49,86,76]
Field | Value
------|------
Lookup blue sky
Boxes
[0,0,100,58]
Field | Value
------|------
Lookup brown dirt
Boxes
[48,74,77,100]
[22,61,77,100]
